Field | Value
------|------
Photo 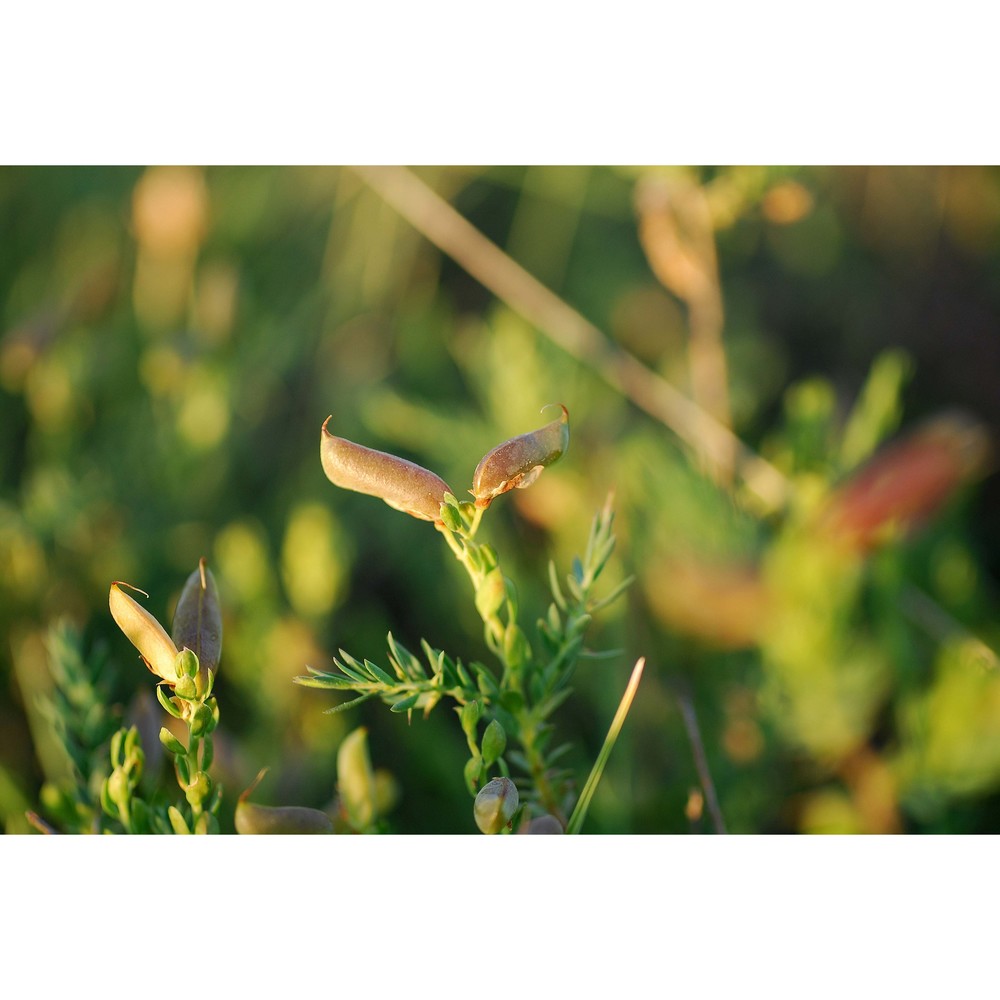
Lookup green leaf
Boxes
[390,693,421,713]
[168,805,191,835]
[293,673,365,690]
[323,692,380,715]
[362,659,395,686]
[387,633,426,680]
[336,651,370,682]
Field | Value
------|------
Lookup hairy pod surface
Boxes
[109,582,180,683]
[471,405,569,509]
[320,416,453,523]
[171,558,223,678]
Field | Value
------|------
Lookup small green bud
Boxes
[321,417,453,524]
[106,768,128,808]
[123,725,143,760]
[481,719,507,766]
[464,754,485,795]
[110,728,126,766]
[190,703,215,738]
[158,727,187,756]
[173,675,197,700]
[174,648,199,680]
[474,776,519,834]
[185,771,212,808]
[439,502,462,532]
[471,405,569,509]
[459,700,481,738]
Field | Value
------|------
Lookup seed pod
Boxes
[522,814,564,834]
[471,405,569,509]
[474,776,519,834]
[816,411,992,554]
[171,557,223,679]
[235,769,334,835]
[109,582,180,684]
[320,416,453,523]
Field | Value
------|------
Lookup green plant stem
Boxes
[519,715,566,823]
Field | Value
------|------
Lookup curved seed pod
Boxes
[235,769,334,835]
[320,416,453,523]
[109,582,180,683]
[471,405,569,509]
[816,411,992,554]
[171,557,223,678]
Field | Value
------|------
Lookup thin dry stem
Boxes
[677,690,727,834]
[635,174,734,484]
[349,165,788,512]
[352,165,1000,676]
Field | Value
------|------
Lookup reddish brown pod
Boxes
[816,412,992,554]
[320,417,453,524]
[471,405,570,510]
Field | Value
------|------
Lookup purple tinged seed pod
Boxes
[471,405,570,509]
[474,776,519,834]
[320,416,453,524]
[523,814,564,834]
[171,557,223,679]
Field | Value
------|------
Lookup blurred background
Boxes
[2,164,999,834]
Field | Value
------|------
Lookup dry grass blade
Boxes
[349,164,789,512]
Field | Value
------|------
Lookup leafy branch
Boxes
[297,406,642,832]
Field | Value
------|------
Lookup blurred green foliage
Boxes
[2,165,999,833]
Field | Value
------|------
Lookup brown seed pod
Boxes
[471,404,570,509]
[816,411,992,554]
[320,417,453,523]
[171,557,223,679]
